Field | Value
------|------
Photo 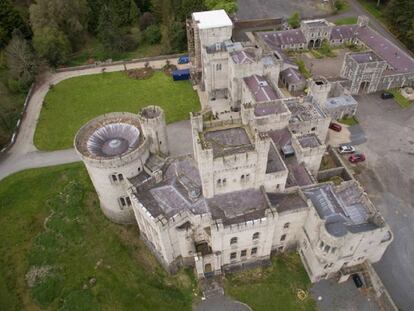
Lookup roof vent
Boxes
[259,81,268,87]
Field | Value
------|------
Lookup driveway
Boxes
[353,94,414,311]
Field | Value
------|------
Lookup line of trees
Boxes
[384,0,414,52]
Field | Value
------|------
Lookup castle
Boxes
[74,10,401,283]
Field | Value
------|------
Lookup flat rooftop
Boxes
[297,134,321,148]
[350,51,383,63]
[303,182,379,237]
[266,191,308,214]
[244,74,280,103]
[326,95,358,109]
[203,126,254,157]
[286,99,326,122]
[208,188,269,225]
[254,101,288,117]
[192,10,233,29]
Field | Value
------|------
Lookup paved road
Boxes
[354,94,414,311]
[0,57,187,181]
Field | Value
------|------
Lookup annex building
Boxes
[75,10,397,283]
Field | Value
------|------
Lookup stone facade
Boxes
[76,10,394,284]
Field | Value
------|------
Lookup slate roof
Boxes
[244,74,280,102]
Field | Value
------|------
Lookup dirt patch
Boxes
[25,266,52,288]
[163,64,177,76]
[126,67,154,80]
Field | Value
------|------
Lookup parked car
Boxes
[352,274,364,288]
[349,153,366,163]
[329,122,342,132]
[338,144,356,154]
[178,55,189,64]
[381,92,394,99]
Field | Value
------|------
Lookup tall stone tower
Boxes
[138,106,169,156]
[74,112,151,224]
[309,77,331,107]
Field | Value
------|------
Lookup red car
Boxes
[349,154,366,163]
[329,122,342,132]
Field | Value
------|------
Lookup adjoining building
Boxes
[76,10,394,285]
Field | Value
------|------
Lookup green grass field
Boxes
[225,253,316,311]
[390,90,413,108]
[338,116,359,126]
[335,17,358,25]
[34,71,200,150]
[0,163,197,310]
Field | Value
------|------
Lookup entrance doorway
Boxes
[359,81,370,93]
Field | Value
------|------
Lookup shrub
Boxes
[140,12,155,30]
[288,12,301,29]
[143,25,161,44]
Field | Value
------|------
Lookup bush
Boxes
[288,12,301,29]
[7,78,25,94]
[144,25,161,44]
[140,12,155,30]
[334,0,347,12]
[122,27,142,51]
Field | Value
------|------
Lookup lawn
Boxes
[224,253,316,311]
[334,17,358,25]
[338,116,359,126]
[0,163,198,310]
[34,71,200,150]
[389,90,412,108]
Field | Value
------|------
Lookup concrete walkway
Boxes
[0,57,186,181]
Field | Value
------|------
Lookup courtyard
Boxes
[34,71,200,151]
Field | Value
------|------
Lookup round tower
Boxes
[309,76,331,107]
[74,112,150,224]
[138,105,169,155]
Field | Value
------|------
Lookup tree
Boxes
[5,30,37,87]
[33,26,71,66]
[144,25,161,44]
[161,21,186,53]
[129,0,141,25]
[30,0,89,48]
[288,12,301,29]
[97,5,124,53]
[140,12,155,30]
[385,0,414,51]
[0,0,31,48]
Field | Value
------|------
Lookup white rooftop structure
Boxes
[192,10,233,29]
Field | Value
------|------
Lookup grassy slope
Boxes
[389,90,412,108]
[34,71,200,150]
[225,253,316,311]
[0,163,197,310]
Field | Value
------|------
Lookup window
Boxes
[138,167,141,172]
[252,232,260,240]
[217,179,222,185]
[241,174,245,180]
[241,250,247,257]
[216,63,222,71]
[324,245,330,253]
[111,174,117,182]
[120,197,126,207]
[230,237,238,245]
[311,127,316,131]
[119,196,132,208]
[280,234,286,242]
[223,178,227,184]
[331,247,337,254]
[230,252,237,260]
[251,247,258,255]
[118,173,124,181]
[319,241,324,249]
[283,222,290,229]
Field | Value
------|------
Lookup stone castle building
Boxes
[75,10,395,283]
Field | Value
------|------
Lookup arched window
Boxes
[252,232,260,240]
[283,222,290,229]
[230,237,238,245]
[118,173,124,181]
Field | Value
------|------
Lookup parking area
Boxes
[311,278,379,311]
[236,0,332,20]
[351,94,414,311]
